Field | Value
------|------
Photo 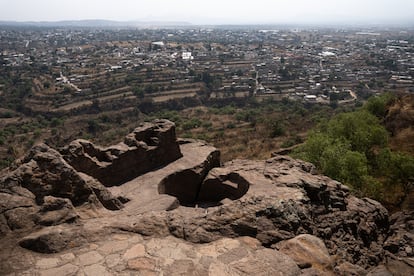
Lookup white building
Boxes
[182,52,193,61]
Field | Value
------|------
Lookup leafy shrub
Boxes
[293,98,412,205]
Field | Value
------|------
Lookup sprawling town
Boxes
[1,26,413,115]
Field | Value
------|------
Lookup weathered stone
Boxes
[123,244,145,260]
[83,263,110,276]
[141,156,391,270]
[35,258,60,269]
[35,196,78,226]
[61,119,182,187]
[198,169,250,203]
[0,143,121,212]
[39,263,79,276]
[60,253,76,263]
[4,206,37,230]
[78,251,104,266]
[1,120,413,276]
[384,253,414,276]
[278,234,333,274]
[217,247,249,264]
[19,225,87,253]
[208,261,240,276]
[0,191,35,212]
[384,211,414,257]
[334,262,367,276]
[231,248,301,276]
[97,239,129,255]
[0,192,37,232]
[367,264,393,276]
[164,259,204,276]
[80,173,124,210]
[158,139,220,205]
[2,143,93,206]
[105,254,122,268]
[127,257,156,271]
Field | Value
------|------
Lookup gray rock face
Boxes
[61,119,182,187]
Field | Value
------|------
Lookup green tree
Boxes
[389,152,414,195]
[133,86,145,98]
[365,93,394,118]
[294,107,388,194]
[324,110,388,155]
[340,151,368,188]
[296,132,332,168]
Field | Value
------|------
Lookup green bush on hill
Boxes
[294,93,414,204]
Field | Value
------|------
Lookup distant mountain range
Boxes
[0,19,192,28]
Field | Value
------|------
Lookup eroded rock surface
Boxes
[0,120,413,275]
[61,119,182,186]
[129,157,390,269]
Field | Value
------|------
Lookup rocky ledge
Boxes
[1,119,413,275]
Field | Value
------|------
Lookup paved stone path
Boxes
[5,232,300,276]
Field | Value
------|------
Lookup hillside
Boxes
[386,93,414,156]
[1,120,413,275]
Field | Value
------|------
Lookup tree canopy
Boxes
[294,94,414,204]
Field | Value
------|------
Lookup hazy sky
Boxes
[1,0,413,25]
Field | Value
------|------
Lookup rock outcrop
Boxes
[127,156,390,270]
[61,119,182,186]
[1,119,413,275]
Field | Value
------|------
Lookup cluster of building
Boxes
[0,26,413,111]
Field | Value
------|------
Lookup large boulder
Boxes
[1,143,123,210]
[0,189,38,234]
[61,119,182,186]
[1,143,94,206]
[0,143,124,234]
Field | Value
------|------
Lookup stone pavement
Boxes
[5,232,300,276]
